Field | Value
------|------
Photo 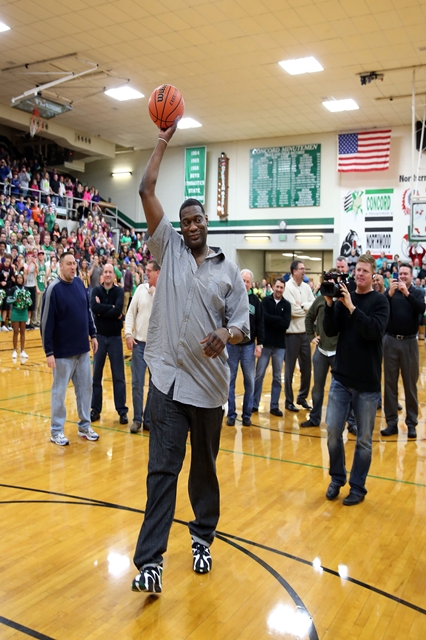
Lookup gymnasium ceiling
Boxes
[0,0,425,151]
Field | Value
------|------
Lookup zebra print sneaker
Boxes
[192,541,212,574]
[131,565,163,593]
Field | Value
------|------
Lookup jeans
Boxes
[91,334,127,416]
[51,352,92,436]
[383,334,419,429]
[131,340,152,426]
[253,347,285,410]
[326,378,380,496]
[310,348,335,425]
[133,384,223,569]
[284,333,311,405]
[227,342,255,420]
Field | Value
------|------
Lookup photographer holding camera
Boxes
[303,257,357,432]
[323,254,389,506]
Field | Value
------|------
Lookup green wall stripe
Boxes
[169,217,334,229]
[119,216,334,231]
[365,189,394,194]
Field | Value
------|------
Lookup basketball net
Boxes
[29,109,43,138]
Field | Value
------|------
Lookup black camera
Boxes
[319,271,349,298]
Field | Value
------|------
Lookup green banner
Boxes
[184,146,206,204]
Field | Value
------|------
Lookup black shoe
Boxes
[90,410,100,422]
[326,482,341,500]
[301,419,319,427]
[398,403,403,411]
[285,403,299,412]
[270,408,283,417]
[347,424,357,436]
[119,414,129,425]
[242,418,252,426]
[380,426,398,436]
[130,421,141,434]
[343,492,365,506]
[297,400,312,410]
[226,417,236,426]
[142,422,150,432]
[251,407,258,413]
[407,427,417,439]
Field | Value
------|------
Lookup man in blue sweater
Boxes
[41,252,99,446]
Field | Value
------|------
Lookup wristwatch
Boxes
[227,327,234,340]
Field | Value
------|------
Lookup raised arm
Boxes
[139,121,179,237]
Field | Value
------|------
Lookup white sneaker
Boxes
[1,325,8,332]
[78,426,100,441]
[12,350,17,359]
[7,326,12,331]
[20,351,29,359]
[50,433,69,446]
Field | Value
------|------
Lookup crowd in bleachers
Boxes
[0,150,151,337]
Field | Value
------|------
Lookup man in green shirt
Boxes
[44,206,56,233]
[42,232,54,255]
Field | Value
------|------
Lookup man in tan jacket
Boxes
[125,259,160,432]
[283,260,315,412]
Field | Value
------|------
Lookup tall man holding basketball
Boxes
[131,120,249,594]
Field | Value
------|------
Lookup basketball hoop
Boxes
[29,110,43,138]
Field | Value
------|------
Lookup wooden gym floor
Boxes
[0,331,426,639]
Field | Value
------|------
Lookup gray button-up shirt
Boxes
[145,215,249,408]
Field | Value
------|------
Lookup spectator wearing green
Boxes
[44,205,56,233]
[41,232,55,258]
[120,228,132,249]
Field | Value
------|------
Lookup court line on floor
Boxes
[0,615,55,640]
[1,484,424,627]
[215,533,318,640]
[1,405,426,489]
[0,485,318,640]
[236,418,423,445]
[214,531,426,617]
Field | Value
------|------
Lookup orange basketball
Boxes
[148,84,185,130]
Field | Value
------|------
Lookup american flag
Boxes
[338,129,391,172]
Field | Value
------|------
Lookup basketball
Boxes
[148,84,185,130]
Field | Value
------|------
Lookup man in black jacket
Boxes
[226,269,264,427]
[323,255,389,506]
[381,263,425,438]
[252,278,291,416]
[90,263,128,424]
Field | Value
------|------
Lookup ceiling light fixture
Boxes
[177,117,202,129]
[0,22,10,32]
[279,56,323,75]
[111,171,132,177]
[105,87,144,101]
[322,98,359,112]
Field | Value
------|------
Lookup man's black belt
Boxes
[386,333,417,340]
